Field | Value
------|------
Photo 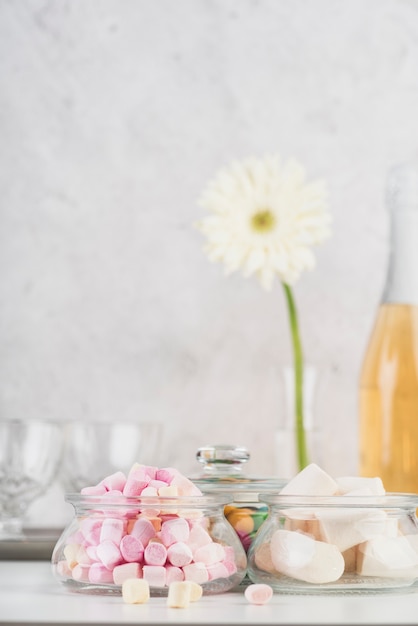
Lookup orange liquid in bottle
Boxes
[359,303,418,492]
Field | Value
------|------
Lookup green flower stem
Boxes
[282,283,309,471]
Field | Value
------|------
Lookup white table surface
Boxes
[2,561,418,625]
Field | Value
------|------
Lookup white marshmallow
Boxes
[167,581,192,608]
[336,476,385,495]
[357,535,418,578]
[279,463,338,496]
[316,508,398,552]
[193,542,226,566]
[122,578,150,604]
[142,565,167,587]
[270,529,344,584]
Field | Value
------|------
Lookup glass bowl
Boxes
[191,445,286,552]
[247,493,418,594]
[51,493,247,595]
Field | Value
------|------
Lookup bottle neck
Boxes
[382,210,418,306]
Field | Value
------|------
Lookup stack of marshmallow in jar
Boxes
[253,463,418,585]
[54,463,239,590]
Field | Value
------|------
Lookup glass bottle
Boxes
[359,160,418,492]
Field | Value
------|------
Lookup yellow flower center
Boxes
[251,209,276,233]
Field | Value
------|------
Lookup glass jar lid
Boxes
[192,444,285,502]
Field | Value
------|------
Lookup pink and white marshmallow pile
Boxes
[254,463,418,585]
[55,463,238,589]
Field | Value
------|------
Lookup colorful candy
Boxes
[224,504,269,552]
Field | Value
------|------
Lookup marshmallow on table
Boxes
[270,529,345,584]
[245,583,273,605]
[167,581,192,608]
[166,581,203,608]
[122,578,150,604]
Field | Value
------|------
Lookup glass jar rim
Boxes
[262,492,418,507]
[193,477,286,496]
[64,493,232,508]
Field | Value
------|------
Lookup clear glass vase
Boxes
[275,365,323,479]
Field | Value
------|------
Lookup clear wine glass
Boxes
[59,420,163,493]
[0,419,63,539]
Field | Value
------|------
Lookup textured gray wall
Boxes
[1,0,418,523]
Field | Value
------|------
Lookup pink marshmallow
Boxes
[129,518,156,546]
[144,541,167,566]
[123,468,150,496]
[222,559,238,575]
[183,562,209,584]
[165,565,184,585]
[167,541,193,567]
[193,542,226,565]
[104,489,124,497]
[149,479,168,489]
[88,563,114,584]
[156,468,177,483]
[120,535,144,563]
[160,518,190,547]
[81,484,107,496]
[140,486,158,496]
[86,545,98,561]
[142,465,158,480]
[72,564,90,582]
[100,471,127,492]
[80,518,102,546]
[245,583,273,605]
[142,565,166,587]
[96,540,123,570]
[207,562,229,580]
[75,545,94,566]
[100,518,125,545]
[169,473,202,496]
[113,562,142,586]
[56,560,72,578]
[188,525,212,552]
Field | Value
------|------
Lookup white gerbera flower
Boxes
[196,155,331,290]
[196,154,332,472]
